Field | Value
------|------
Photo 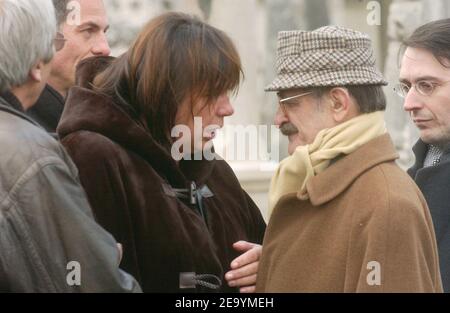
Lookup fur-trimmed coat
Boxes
[57,57,266,293]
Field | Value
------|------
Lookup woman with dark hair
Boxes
[57,12,266,293]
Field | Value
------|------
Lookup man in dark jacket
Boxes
[27,0,111,133]
[0,0,140,292]
[398,19,450,292]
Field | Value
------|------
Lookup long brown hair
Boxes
[94,12,243,149]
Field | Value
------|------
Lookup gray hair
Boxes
[0,0,57,93]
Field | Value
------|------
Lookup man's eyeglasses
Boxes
[277,91,313,113]
[54,32,67,52]
[394,80,450,98]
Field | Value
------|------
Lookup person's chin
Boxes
[288,134,306,154]
[193,138,214,153]
[419,127,446,145]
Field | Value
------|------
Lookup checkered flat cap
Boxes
[266,26,388,91]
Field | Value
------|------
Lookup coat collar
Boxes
[408,139,450,178]
[306,134,399,206]
[408,140,428,178]
[23,84,66,135]
[0,94,43,128]
[0,91,24,112]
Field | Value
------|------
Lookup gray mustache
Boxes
[280,123,299,136]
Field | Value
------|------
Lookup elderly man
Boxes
[256,26,442,292]
[0,0,139,292]
[27,0,111,133]
[398,19,450,292]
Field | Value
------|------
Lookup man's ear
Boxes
[29,61,45,83]
[328,87,354,122]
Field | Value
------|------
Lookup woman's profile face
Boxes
[174,92,235,153]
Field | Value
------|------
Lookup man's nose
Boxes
[217,96,234,117]
[403,88,424,112]
[91,33,111,56]
[274,106,288,127]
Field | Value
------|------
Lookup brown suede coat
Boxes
[57,57,266,293]
[256,135,443,293]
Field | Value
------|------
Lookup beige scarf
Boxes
[268,111,387,217]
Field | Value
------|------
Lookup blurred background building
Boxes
[104,0,450,220]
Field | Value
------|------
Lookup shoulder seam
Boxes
[0,157,70,213]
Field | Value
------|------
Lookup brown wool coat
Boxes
[256,135,443,293]
[57,57,266,293]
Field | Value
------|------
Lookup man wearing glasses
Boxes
[398,19,450,292]
[255,26,442,292]
[27,0,110,133]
